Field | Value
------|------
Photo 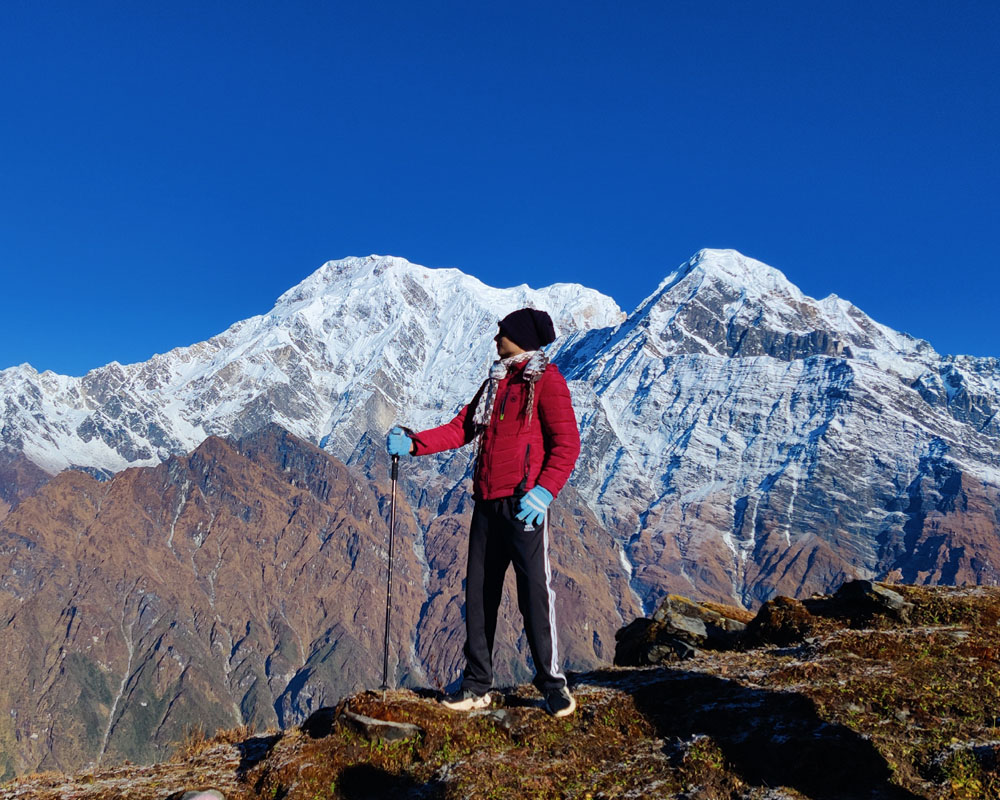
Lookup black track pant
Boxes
[460,497,566,695]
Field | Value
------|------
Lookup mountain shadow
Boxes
[582,667,922,800]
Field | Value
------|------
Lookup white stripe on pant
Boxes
[460,497,566,694]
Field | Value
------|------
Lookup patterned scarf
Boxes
[472,349,549,432]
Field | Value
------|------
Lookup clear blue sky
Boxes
[2,1,998,376]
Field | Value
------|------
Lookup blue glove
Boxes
[515,486,553,526]
[386,426,413,457]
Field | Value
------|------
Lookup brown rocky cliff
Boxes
[0,450,51,523]
[882,469,1000,585]
[0,425,425,776]
[0,424,636,778]
[621,464,1000,612]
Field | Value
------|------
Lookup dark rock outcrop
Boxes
[615,594,751,666]
[742,595,818,647]
[620,579,918,660]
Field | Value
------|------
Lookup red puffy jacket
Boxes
[411,362,581,500]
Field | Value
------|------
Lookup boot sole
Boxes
[549,694,577,718]
[441,693,492,712]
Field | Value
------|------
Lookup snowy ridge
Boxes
[0,255,623,475]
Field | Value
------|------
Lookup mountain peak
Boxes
[275,254,418,305]
[588,248,814,364]
[667,248,804,302]
[270,254,622,339]
[619,249,804,335]
[575,247,936,373]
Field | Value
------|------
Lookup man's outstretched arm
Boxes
[390,382,485,457]
[409,403,477,456]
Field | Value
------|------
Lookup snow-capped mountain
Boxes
[561,250,1000,606]
[3,248,1000,608]
[0,255,623,476]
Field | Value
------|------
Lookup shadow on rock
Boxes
[301,707,338,739]
[583,668,922,800]
[338,764,445,800]
[235,734,282,775]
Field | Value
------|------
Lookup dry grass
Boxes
[171,722,263,762]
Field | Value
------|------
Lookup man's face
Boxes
[495,333,526,358]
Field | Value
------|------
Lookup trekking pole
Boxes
[381,454,399,695]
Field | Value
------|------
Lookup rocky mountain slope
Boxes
[5,581,999,800]
[3,250,999,613]
[558,250,1000,609]
[0,425,638,778]
[0,451,48,523]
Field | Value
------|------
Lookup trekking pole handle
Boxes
[391,454,399,480]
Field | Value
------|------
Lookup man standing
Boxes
[387,308,581,717]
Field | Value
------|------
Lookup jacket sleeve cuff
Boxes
[536,476,561,498]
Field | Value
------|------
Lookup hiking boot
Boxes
[440,688,492,712]
[545,686,576,718]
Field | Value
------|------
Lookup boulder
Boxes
[743,596,817,646]
[615,594,748,665]
[830,580,914,623]
[337,710,424,743]
[653,594,749,648]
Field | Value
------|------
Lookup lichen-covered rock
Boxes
[831,579,914,623]
[653,605,709,644]
[653,594,749,646]
[743,596,817,646]
[615,594,749,665]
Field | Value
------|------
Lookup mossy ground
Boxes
[5,584,1000,799]
[762,585,1000,800]
[230,684,686,800]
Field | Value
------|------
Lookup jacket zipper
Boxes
[499,384,511,421]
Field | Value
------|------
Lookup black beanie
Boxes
[497,308,557,351]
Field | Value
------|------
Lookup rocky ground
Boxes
[4,581,1000,800]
